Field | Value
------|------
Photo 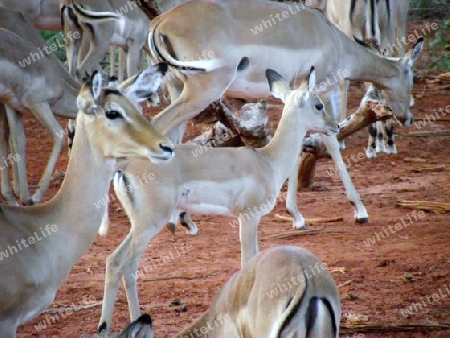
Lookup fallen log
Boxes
[189,98,270,148]
[298,102,394,189]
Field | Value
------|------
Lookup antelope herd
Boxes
[0,0,426,336]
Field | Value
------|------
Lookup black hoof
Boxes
[166,222,176,234]
[98,321,106,333]
[356,217,369,224]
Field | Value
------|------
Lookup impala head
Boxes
[266,67,339,136]
[76,63,174,163]
[356,37,423,127]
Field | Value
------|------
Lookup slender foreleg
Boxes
[322,135,368,223]
[239,213,262,267]
[0,106,17,205]
[5,106,29,203]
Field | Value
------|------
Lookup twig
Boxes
[398,130,450,137]
[43,301,103,314]
[274,214,343,224]
[340,323,450,334]
[338,280,353,288]
[396,197,450,213]
[263,229,343,240]
[411,165,446,173]
[142,272,220,282]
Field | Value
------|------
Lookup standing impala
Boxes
[130,0,423,228]
[97,67,340,332]
[0,63,173,336]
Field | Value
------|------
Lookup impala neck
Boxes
[45,113,115,277]
[260,101,307,188]
[338,31,400,87]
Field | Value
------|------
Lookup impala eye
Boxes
[315,103,324,111]
[105,110,123,120]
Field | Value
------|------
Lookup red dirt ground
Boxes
[13,26,450,338]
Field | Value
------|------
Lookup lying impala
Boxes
[98,67,339,332]
[117,246,340,337]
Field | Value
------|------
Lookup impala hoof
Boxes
[355,217,369,224]
[167,222,176,234]
[98,321,107,333]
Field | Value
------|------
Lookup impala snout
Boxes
[326,123,340,136]
[159,142,175,159]
[403,114,414,127]
[146,140,175,163]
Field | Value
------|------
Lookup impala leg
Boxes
[27,103,64,202]
[61,5,83,78]
[375,120,386,153]
[366,123,377,159]
[118,47,126,84]
[239,214,261,267]
[286,157,307,230]
[109,45,116,79]
[125,42,141,79]
[76,24,113,80]
[322,134,368,223]
[179,211,199,235]
[0,106,16,205]
[385,119,397,154]
[5,106,29,203]
[100,220,168,331]
[337,80,349,149]
[151,68,236,141]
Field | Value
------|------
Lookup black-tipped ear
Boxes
[265,69,283,92]
[410,37,424,63]
[354,36,372,49]
[307,66,316,91]
[82,71,91,84]
[266,69,290,103]
[158,62,168,76]
[137,313,152,325]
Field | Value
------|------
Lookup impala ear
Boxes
[77,70,102,115]
[266,69,290,103]
[119,62,168,103]
[405,37,423,66]
[90,70,103,106]
[307,66,316,92]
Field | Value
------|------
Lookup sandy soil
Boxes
[12,25,450,338]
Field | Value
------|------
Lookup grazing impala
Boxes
[117,246,340,337]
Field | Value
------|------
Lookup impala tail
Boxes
[149,24,223,74]
[71,3,121,23]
